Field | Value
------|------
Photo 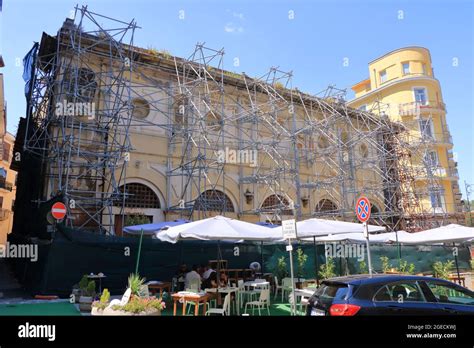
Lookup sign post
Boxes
[282,219,297,316]
[356,197,372,277]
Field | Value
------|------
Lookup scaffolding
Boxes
[20,7,462,234]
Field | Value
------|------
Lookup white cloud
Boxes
[224,22,244,34]
[232,12,245,20]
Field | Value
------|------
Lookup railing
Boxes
[398,101,446,116]
[0,180,13,191]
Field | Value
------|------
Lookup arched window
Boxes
[117,183,160,209]
[194,190,235,212]
[261,194,293,215]
[63,67,97,103]
[315,199,338,214]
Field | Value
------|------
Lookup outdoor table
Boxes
[172,292,210,316]
[243,280,270,288]
[206,286,240,315]
[147,281,171,298]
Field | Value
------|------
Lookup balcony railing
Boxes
[0,180,13,191]
[399,101,446,116]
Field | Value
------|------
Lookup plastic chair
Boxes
[274,276,283,300]
[206,293,231,316]
[244,289,271,316]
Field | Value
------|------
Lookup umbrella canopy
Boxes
[295,218,385,239]
[394,224,474,245]
[156,215,282,243]
[308,231,413,244]
[123,219,190,235]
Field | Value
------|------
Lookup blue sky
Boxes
[1,0,473,197]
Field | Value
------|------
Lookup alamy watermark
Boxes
[217,147,258,167]
[0,242,38,262]
[55,100,95,120]
[325,243,365,262]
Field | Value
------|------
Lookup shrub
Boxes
[296,248,308,279]
[380,256,391,273]
[432,260,454,280]
[275,256,288,280]
[318,257,336,280]
[128,273,146,296]
[93,288,111,310]
[358,260,367,274]
[398,260,416,275]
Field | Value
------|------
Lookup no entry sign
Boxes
[356,196,371,223]
[51,202,67,220]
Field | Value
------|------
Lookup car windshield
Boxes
[313,283,349,307]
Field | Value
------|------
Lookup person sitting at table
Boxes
[219,272,229,286]
[175,264,188,291]
[202,263,216,280]
[184,264,201,290]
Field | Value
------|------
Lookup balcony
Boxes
[418,132,453,146]
[398,101,446,116]
[0,208,10,221]
[0,180,13,191]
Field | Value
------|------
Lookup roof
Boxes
[322,274,449,286]
[368,46,431,65]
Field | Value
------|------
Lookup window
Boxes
[379,70,387,83]
[402,62,410,75]
[117,183,160,209]
[419,119,434,138]
[131,98,150,119]
[195,190,235,212]
[426,282,474,306]
[374,282,426,302]
[414,88,427,105]
[261,194,293,215]
[315,199,338,214]
[429,191,443,209]
[424,151,438,168]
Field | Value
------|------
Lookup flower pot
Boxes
[91,307,161,316]
[79,296,93,312]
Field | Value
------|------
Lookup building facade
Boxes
[348,47,463,228]
[0,56,17,245]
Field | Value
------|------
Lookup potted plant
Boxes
[295,248,308,288]
[78,275,96,312]
[432,260,454,280]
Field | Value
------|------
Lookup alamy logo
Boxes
[217,147,258,167]
[55,100,95,119]
[0,242,38,262]
[325,243,365,261]
[18,322,56,341]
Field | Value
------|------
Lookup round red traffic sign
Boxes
[356,196,371,223]
[51,202,67,220]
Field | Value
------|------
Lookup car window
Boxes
[374,282,426,302]
[426,282,474,306]
[313,283,349,307]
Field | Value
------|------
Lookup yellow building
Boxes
[0,55,17,245]
[348,47,463,225]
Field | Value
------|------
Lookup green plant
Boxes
[380,256,391,273]
[275,256,288,280]
[296,248,308,279]
[358,260,367,274]
[93,288,111,310]
[78,275,96,297]
[274,82,285,89]
[318,257,336,280]
[128,273,146,296]
[397,260,416,274]
[112,296,166,314]
[124,214,150,227]
[432,260,454,280]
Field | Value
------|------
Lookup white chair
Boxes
[206,293,231,316]
[185,280,203,315]
[244,289,270,316]
[281,278,293,302]
[273,276,283,300]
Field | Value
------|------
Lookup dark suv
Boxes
[307,274,474,316]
